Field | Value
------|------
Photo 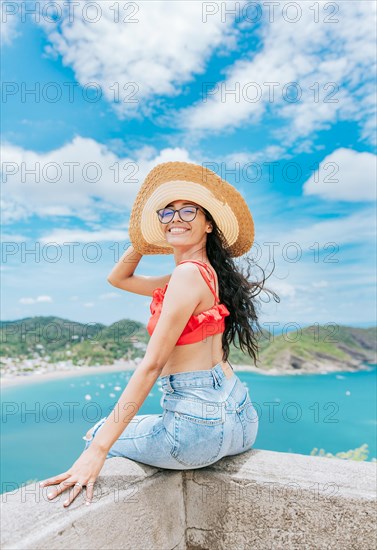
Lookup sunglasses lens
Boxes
[180,207,197,221]
[158,209,174,222]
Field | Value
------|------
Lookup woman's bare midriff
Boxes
[158,262,234,380]
[159,332,234,380]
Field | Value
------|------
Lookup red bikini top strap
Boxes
[177,260,219,302]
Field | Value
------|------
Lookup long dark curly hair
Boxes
[201,207,280,367]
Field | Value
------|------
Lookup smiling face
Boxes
[161,199,213,250]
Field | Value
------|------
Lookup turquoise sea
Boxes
[1,364,376,493]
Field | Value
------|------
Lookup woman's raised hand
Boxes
[39,444,107,508]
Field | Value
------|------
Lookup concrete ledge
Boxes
[1,460,185,550]
[1,449,376,550]
[185,450,376,549]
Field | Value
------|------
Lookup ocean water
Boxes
[1,364,376,493]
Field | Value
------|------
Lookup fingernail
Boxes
[47,493,53,498]
[39,482,44,487]
[86,501,90,506]
[64,500,69,506]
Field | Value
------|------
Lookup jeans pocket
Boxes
[170,411,224,467]
[236,393,258,450]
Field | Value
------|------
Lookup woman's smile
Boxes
[168,228,190,234]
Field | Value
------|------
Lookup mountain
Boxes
[0,316,149,366]
[247,325,376,374]
[0,317,375,373]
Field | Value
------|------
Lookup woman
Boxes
[39,161,276,508]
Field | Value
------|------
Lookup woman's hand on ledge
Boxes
[38,444,107,508]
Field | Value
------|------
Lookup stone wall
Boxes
[1,449,376,550]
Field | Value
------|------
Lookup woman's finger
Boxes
[85,480,95,506]
[63,482,83,507]
[47,477,75,500]
[40,471,70,488]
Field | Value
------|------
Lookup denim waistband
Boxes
[160,361,233,393]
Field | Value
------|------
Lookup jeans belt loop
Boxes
[166,376,174,393]
[212,368,221,389]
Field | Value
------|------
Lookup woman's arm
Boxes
[90,262,205,454]
[107,244,143,284]
[107,244,171,295]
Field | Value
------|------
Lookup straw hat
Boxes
[129,161,254,257]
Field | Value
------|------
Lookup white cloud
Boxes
[99,293,121,300]
[268,280,296,299]
[38,228,129,245]
[223,144,291,167]
[1,232,29,242]
[312,281,329,289]
[19,295,53,304]
[1,136,137,223]
[179,1,376,146]
[303,148,376,202]
[279,207,376,248]
[0,199,29,224]
[38,0,241,119]
[1,137,194,224]
[1,0,21,46]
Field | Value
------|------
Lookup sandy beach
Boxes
[0,363,136,388]
[0,361,267,388]
[1,359,371,388]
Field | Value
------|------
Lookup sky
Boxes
[1,0,376,333]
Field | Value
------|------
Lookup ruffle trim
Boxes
[150,285,230,326]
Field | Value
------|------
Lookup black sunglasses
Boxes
[156,205,205,224]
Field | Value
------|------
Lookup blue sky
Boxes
[1,0,376,331]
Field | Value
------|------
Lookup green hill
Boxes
[0,316,148,366]
[1,317,375,373]
[234,324,376,373]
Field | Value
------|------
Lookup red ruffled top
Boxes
[146,261,230,345]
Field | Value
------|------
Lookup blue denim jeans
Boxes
[82,361,259,470]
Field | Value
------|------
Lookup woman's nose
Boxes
[171,210,181,221]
